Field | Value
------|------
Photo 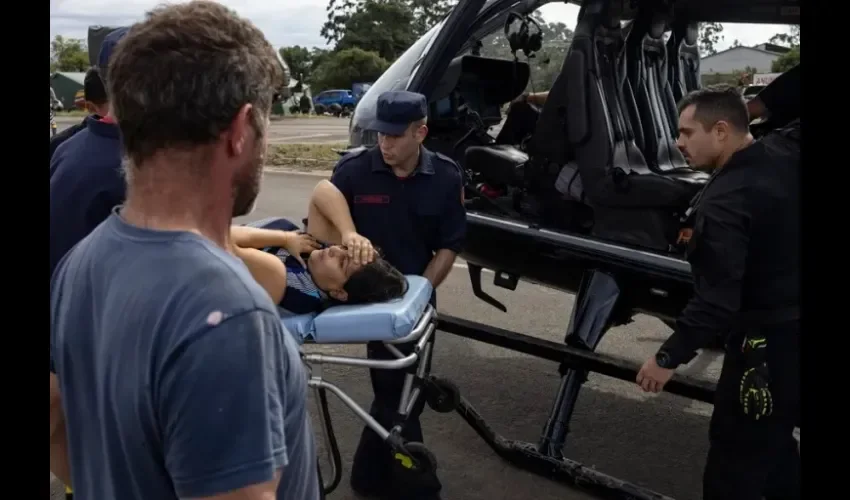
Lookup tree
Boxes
[50,35,89,73]
[769,25,800,73]
[280,46,313,90]
[771,46,800,73]
[322,0,456,48]
[310,48,390,93]
[335,0,417,61]
[769,25,800,48]
[698,22,724,56]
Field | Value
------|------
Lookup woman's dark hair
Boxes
[343,249,408,305]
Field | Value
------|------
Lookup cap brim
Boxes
[366,119,409,136]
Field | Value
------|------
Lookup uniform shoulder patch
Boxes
[333,146,370,174]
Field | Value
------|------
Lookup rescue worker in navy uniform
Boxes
[325,90,466,499]
[635,85,800,500]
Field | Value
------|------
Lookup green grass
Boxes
[266,142,347,171]
[55,109,88,117]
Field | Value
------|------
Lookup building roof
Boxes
[702,45,785,63]
[51,72,87,85]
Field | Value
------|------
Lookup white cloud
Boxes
[51,0,796,55]
[50,0,333,50]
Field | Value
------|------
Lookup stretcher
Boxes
[245,218,458,496]
[285,275,458,496]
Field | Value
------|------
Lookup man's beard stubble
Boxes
[231,139,265,218]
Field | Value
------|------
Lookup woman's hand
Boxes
[282,232,321,267]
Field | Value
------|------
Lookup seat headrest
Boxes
[648,15,666,40]
[576,0,620,37]
[684,22,699,45]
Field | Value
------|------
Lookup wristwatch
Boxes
[655,350,673,369]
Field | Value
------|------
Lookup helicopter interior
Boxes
[421,0,788,254]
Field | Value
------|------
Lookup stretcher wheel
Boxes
[425,376,460,413]
[394,442,438,474]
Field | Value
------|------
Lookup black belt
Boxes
[738,305,800,328]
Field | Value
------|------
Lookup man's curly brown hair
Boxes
[107,1,284,167]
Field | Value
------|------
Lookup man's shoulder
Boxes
[164,241,282,317]
[332,146,374,175]
[51,126,92,161]
[427,149,464,183]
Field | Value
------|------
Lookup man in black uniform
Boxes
[322,90,466,499]
[635,85,800,500]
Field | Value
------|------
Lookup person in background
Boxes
[50,85,62,137]
[49,27,129,278]
[49,67,109,159]
[49,2,319,499]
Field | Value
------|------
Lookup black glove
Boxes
[739,335,773,420]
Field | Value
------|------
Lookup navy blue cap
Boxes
[367,90,428,135]
[97,27,131,76]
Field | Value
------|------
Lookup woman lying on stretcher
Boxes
[229,181,408,315]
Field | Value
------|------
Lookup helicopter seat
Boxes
[625,12,709,183]
[464,144,528,189]
[559,0,698,251]
[667,21,701,104]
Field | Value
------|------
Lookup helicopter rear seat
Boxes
[555,0,700,251]
[666,20,701,104]
[625,11,709,182]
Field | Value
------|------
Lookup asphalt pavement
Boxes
[53,115,352,144]
[235,172,724,500]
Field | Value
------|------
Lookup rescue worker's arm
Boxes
[515,91,549,107]
[526,91,549,107]
[423,171,467,288]
[49,372,72,486]
[308,180,357,241]
[659,184,752,367]
[748,63,800,121]
[319,174,376,265]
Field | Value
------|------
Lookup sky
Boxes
[50,0,796,54]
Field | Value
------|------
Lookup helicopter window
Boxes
[431,55,530,126]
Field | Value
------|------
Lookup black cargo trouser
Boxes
[703,322,801,500]
[350,294,440,499]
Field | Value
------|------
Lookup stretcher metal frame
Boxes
[303,306,441,497]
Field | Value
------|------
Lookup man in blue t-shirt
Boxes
[48,4,319,500]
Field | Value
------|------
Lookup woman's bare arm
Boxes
[232,246,288,304]
[230,226,297,250]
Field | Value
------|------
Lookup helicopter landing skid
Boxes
[436,269,716,500]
